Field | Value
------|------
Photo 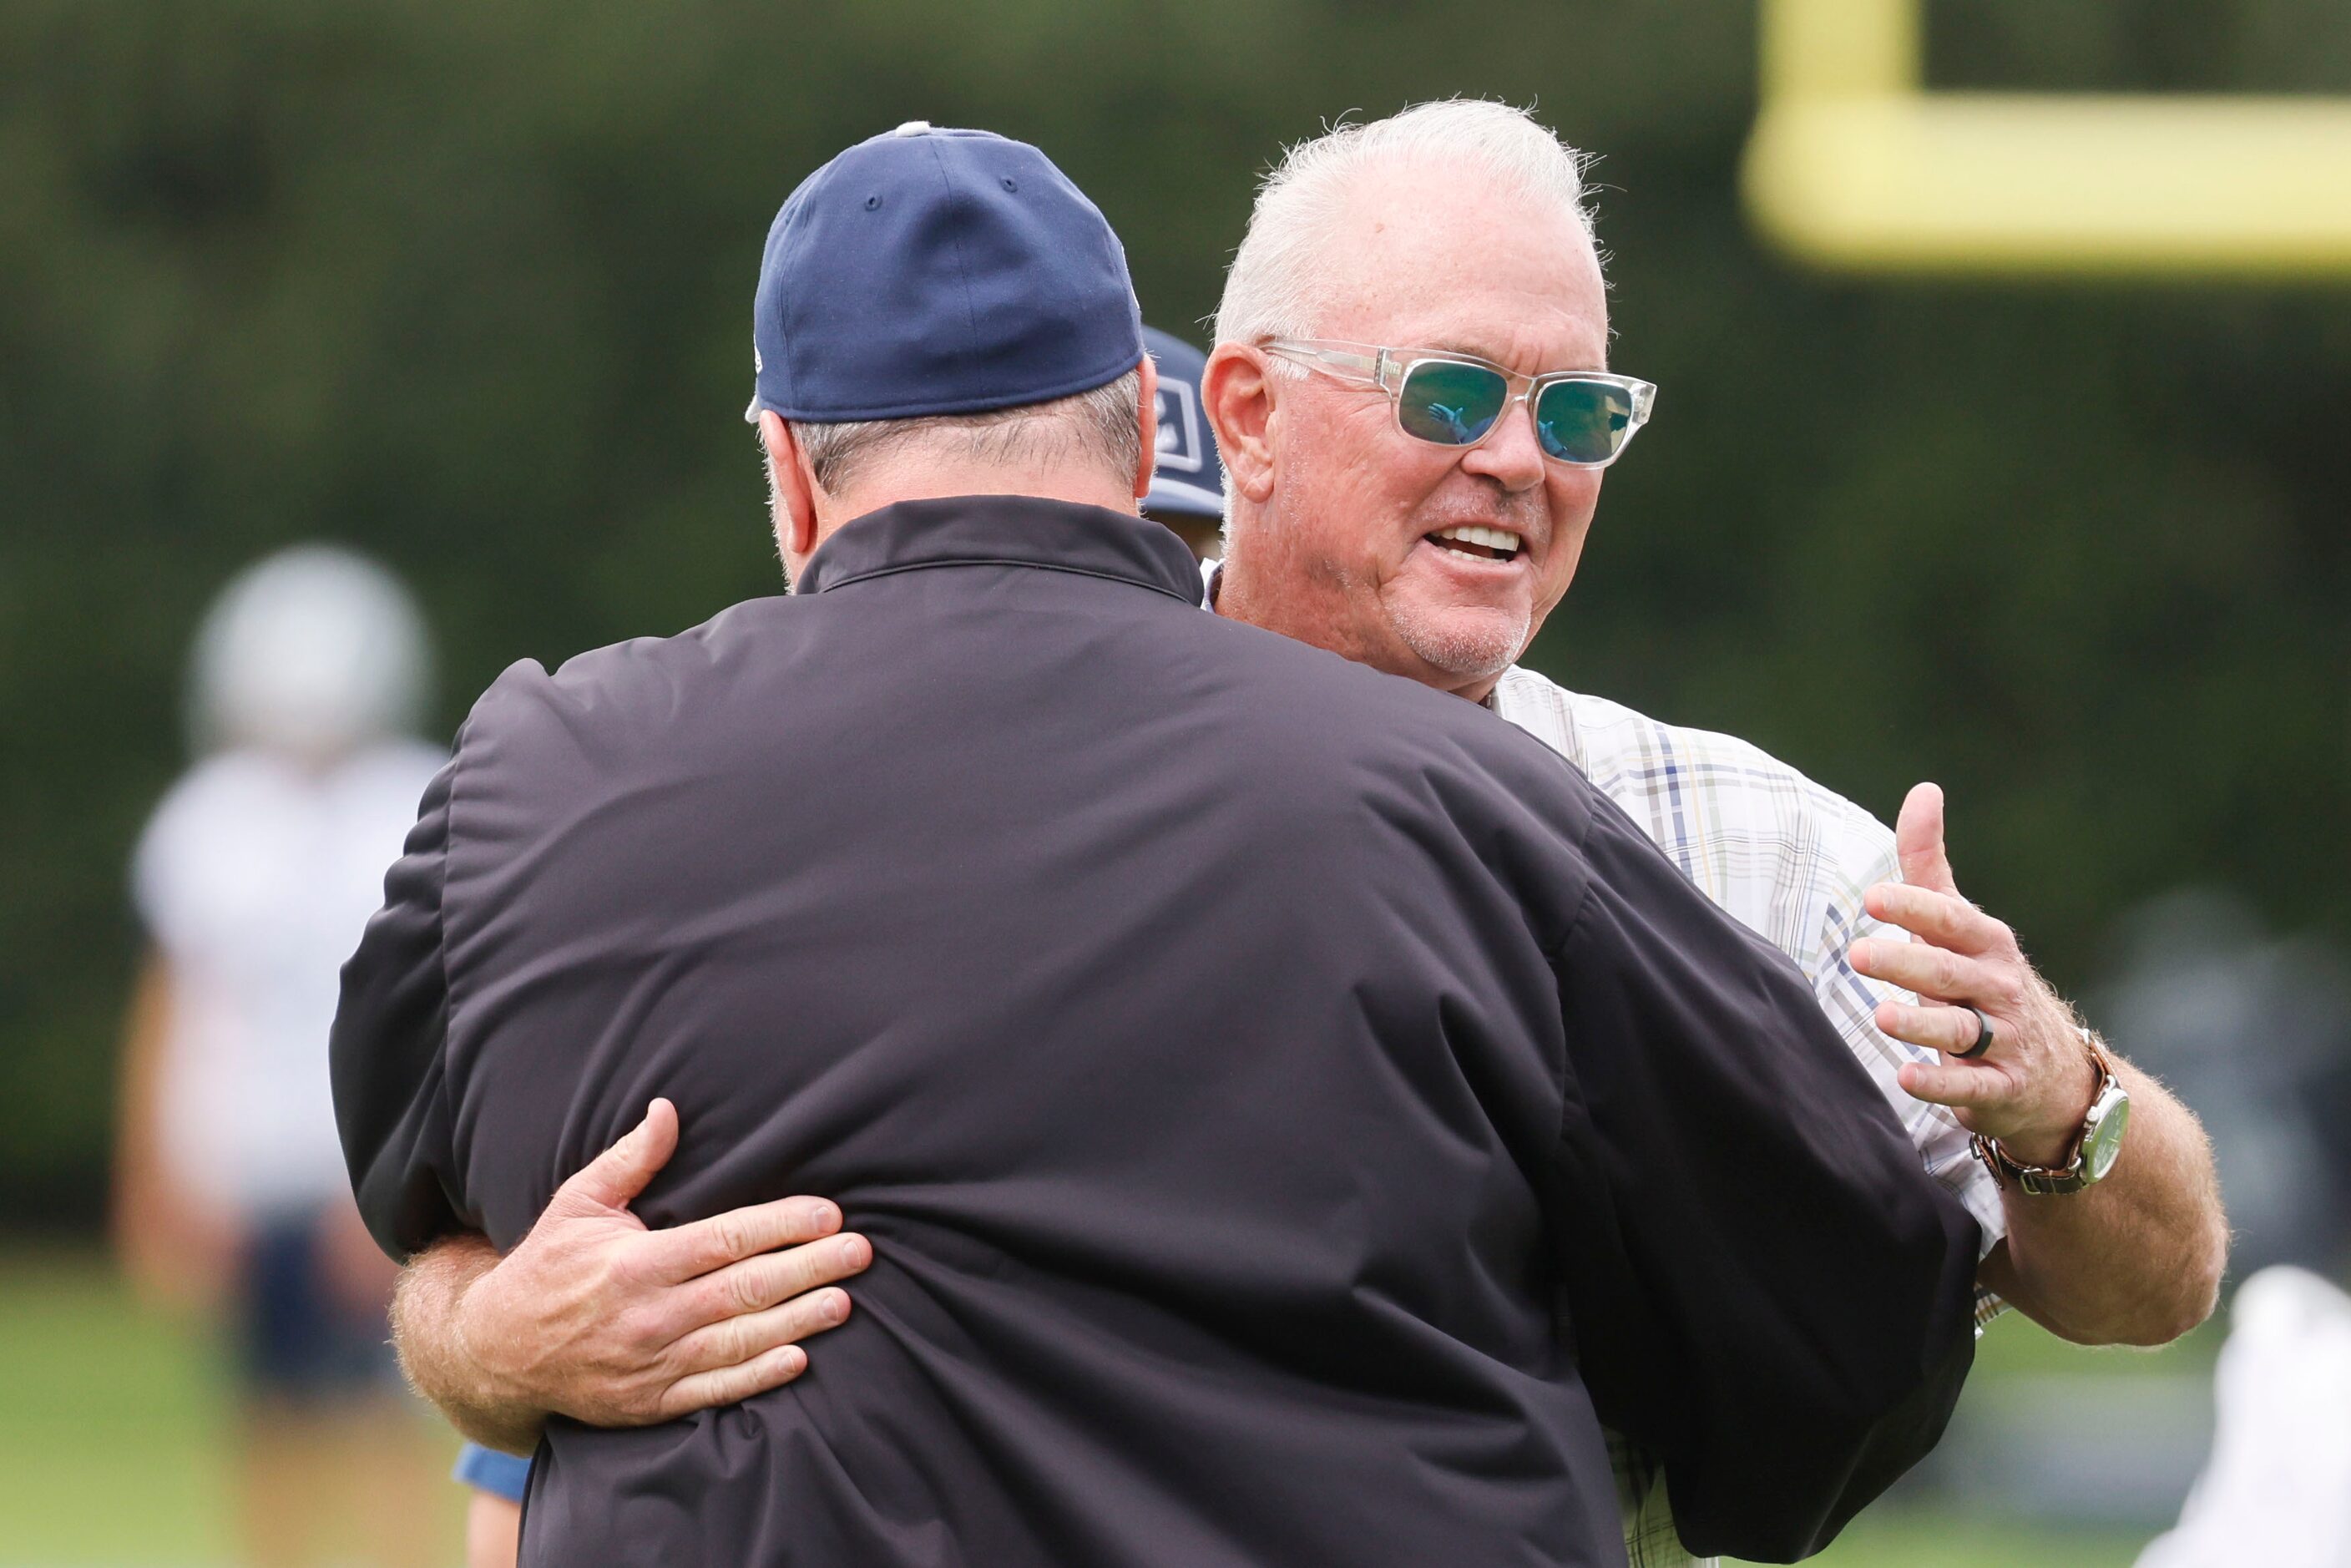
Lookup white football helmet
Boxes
[190,544,432,761]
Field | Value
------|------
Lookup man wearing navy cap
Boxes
[336,124,1983,1564]
[1139,326,1227,561]
[439,320,1236,1568]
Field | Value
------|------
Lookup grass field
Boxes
[0,1247,2197,1565]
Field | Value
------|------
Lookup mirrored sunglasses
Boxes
[1262,340,1656,468]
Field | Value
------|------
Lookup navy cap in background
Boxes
[747,123,1145,424]
[1141,327,1227,520]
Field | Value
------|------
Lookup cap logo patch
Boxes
[1154,376,1204,473]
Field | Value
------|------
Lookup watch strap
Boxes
[1971,1031,2121,1196]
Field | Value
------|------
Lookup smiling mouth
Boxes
[1425,524,1524,564]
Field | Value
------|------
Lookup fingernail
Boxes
[782,1346,806,1373]
[1850,941,1872,970]
[822,1290,849,1323]
[810,1201,841,1232]
[837,1235,869,1268]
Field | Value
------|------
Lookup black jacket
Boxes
[335,498,1978,1566]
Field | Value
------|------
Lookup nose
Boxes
[1459,399,1548,493]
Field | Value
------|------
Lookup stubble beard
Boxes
[1386,593,1531,684]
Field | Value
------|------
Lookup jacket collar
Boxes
[797,495,1204,608]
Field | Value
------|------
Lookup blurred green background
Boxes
[4,0,2348,1560]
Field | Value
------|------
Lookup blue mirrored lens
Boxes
[1397,361,1508,447]
[1534,380,1635,464]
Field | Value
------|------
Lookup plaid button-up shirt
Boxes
[1488,665,2006,1568]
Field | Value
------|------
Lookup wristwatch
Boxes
[1971,1031,2131,1196]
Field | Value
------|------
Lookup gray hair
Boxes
[785,370,1145,498]
[1215,100,1600,347]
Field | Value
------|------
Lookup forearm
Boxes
[1984,1060,2227,1347]
[390,1234,547,1455]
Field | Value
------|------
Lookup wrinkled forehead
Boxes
[1312,161,1608,368]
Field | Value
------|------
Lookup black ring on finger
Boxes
[1954,1006,1995,1060]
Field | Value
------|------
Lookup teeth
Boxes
[1432,524,1523,554]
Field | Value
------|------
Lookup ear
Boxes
[1201,344,1275,504]
[1131,352,1160,503]
[759,411,821,565]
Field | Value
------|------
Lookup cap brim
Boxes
[1144,477,1226,518]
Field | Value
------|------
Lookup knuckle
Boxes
[591,1254,633,1300]
[715,1362,762,1404]
[727,1262,771,1313]
[630,1383,675,1423]
[645,1341,690,1384]
[656,1376,708,1421]
[712,1214,752,1261]
[789,1292,835,1336]
[615,1302,664,1351]
[786,1245,826,1295]
[687,1276,733,1328]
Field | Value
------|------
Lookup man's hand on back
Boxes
[391,1098,871,1453]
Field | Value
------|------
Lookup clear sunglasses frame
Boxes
[1259,338,1658,469]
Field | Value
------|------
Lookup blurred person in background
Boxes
[2089,888,2351,1277]
[2136,1265,2351,1568]
[114,544,448,1567]
[1138,326,1227,561]
[381,103,2230,1568]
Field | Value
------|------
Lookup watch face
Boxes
[2085,1091,2131,1182]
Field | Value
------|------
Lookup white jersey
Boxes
[134,741,446,1219]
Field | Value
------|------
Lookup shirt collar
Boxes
[798,495,1205,608]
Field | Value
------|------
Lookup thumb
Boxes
[552,1097,680,1216]
[1894,781,1958,895]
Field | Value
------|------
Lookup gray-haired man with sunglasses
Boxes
[388,103,2225,1568]
[1201,100,2225,1565]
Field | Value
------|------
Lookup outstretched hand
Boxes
[1848,784,2097,1168]
[447,1099,870,1429]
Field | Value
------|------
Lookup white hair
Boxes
[1214,99,1600,347]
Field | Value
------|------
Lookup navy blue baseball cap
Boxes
[746,122,1145,424]
[1141,327,1227,520]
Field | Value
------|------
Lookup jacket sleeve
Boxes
[331,755,472,1262]
[1547,797,1980,1563]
